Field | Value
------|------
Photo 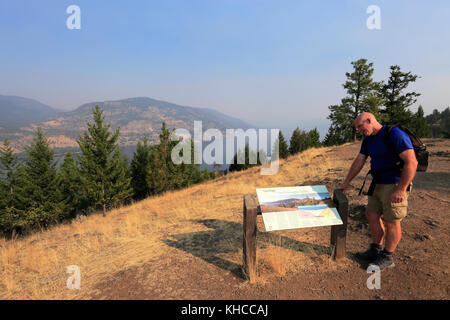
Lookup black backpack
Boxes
[383,125,429,172]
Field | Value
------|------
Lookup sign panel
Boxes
[256,185,343,231]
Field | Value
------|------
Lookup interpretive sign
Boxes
[242,188,348,281]
[256,185,343,231]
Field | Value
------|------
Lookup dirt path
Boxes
[91,139,449,300]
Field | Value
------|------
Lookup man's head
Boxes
[354,112,382,136]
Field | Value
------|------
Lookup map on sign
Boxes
[256,185,343,231]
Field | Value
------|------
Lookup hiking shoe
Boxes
[369,252,395,270]
[356,243,381,262]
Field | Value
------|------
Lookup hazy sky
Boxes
[1,0,449,135]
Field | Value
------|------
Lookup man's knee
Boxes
[366,211,382,222]
[383,219,401,228]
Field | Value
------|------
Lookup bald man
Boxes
[339,112,418,270]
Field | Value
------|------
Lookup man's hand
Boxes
[390,188,406,203]
[339,153,367,194]
[337,182,349,193]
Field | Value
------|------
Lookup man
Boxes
[339,112,418,270]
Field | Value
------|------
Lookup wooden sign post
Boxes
[242,194,259,281]
[242,189,348,281]
[330,189,348,260]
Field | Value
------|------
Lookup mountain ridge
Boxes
[0,95,61,129]
[0,96,254,152]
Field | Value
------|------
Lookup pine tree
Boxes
[147,122,182,194]
[77,105,132,216]
[21,127,62,229]
[289,127,308,155]
[145,123,214,196]
[324,101,354,146]
[425,107,450,138]
[271,131,289,160]
[58,152,82,218]
[228,144,259,172]
[0,140,21,235]
[304,128,321,149]
[130,136,152,200]
[379,65,420,125]
[183,139,211,186]
[107,149,133,208]
[0,140,19,210]
[326,59,380,143]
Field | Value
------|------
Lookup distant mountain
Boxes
[0,96,254,152]
[0,95,60,129]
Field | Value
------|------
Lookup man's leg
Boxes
[368,184,407,269]
[383,220,401,252]
[380,183,408,253]
[366,212,385,245]
[356,191,384,261]
[369,219,398,269]
[356,211,384,261]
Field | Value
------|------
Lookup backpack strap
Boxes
[358,170,372,196]
[383,125,404,168]
[358,165,400,196]
[383,125,396,155]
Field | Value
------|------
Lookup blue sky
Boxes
[1,0,449,136]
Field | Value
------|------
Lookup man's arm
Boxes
[338,153,368,192]
[390,149,418,203]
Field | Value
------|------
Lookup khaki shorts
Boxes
[367,184,411,222]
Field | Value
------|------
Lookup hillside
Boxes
[0,95,60,130]
[0,97,253,152]
[0,138,448,300]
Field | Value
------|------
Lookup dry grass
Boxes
[263,235,290,276]
[0,144,344,299]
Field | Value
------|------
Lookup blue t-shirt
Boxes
[360,125,413,184]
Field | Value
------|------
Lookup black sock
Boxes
[381,249,393,255]
[371,243,382,250]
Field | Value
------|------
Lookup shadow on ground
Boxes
[413,171,450,194]
[162,219,344,279]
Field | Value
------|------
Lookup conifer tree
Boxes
[324,101,353,146]
[58,152,82,218]
[178,138,207,187]
[325,59,380,144]
[411,106,432,138]
[108,149,133,207]
[289,127,308,155]
[145,123,214,195]
[77,105,132,216]
[228,144,259,172]
[0,140,22,235]
[379,65,420,126]
[22,127,62,229]
[304,128,321,149]
[271,131,289,160]
[130,136,153,200]
[0,140,18,210]
[147,122,181,194]
[426,107,450,137]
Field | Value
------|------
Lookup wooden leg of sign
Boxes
[331,189,349,260]
[243,194,258,281]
